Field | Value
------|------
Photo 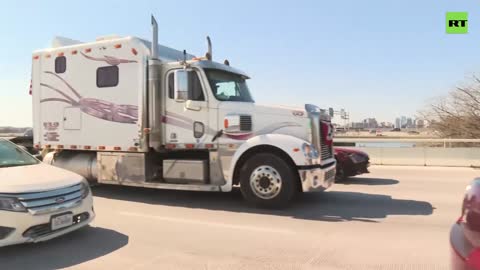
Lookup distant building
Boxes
[395,118,401,129]
[382,122,393,128]
[401,116,407,128]
[406,118,413,128]
[350,122,365,129]
[362,118,378,129]
[415,119,425,128]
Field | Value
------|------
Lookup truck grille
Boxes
[240,115,252,131]
[320,145,333,160]
[13,184,84,215]
[320,121,333,160]
[325,167,336,181]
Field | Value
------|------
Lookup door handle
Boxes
[185,100,202,111]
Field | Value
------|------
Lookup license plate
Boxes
[51,213,73,231]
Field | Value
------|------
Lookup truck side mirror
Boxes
[174,70,189,102]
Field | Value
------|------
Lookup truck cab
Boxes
[32,16,336,208]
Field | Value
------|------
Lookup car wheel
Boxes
[239,153,298,208]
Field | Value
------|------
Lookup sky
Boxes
[1,0,479,126]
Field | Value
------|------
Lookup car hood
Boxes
[335,147,369,156]
[0,163,84,193]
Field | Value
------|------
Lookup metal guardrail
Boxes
[335,138,480,143]
[334,138,480,167]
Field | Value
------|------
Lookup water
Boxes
[356,142,416,148]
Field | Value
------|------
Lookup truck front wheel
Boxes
[239,153,298,208]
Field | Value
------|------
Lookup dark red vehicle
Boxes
[451,178,480,269]
[334,147,370,181]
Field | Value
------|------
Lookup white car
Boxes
[0,138,94,247]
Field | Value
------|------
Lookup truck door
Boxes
[165,69,210,145]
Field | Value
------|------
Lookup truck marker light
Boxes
[293,148,300,152]
[71,50,78,55]
[85,48,92,53]
[113,146,122,151]
[131,48,138,55]
[70,145,77,149]
[224,119,229,128]
[185,144,195,149]
[83,146,91,150]
[33,55,39,60]
[205,144,214,149]
[45,54,51,59]
[143,128,151,134]
[114,44,122,49]
[57,52,64,57]
[166,144,176,149]
[98,146,106,150]
[128,147,138,151]
[57,145,64,149]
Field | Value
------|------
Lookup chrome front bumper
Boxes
[298,162,336,192]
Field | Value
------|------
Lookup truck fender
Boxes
[221,134,311,192]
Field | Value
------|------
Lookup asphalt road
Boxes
[1,166,478,270]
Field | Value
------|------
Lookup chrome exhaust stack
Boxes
[151,15,159,59]
[206,36,212,60]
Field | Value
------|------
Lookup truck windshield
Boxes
[0,140,39,168]
[205,69,254,102]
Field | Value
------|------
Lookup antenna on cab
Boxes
[206,36,212,61]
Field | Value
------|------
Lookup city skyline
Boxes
[334,114,426,129]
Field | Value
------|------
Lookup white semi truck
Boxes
[31,16,336,208]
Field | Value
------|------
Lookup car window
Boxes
[0,141,39,168]
[168,70,205,101]
[188,71,205,101]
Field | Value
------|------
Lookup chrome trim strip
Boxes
[0,184,82,200]
[28,198,83,215]
[100,180,222,191]
[21,191,82,208]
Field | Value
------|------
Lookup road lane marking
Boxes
[118,211,295,234]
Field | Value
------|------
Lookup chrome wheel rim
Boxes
[249,165,282,200]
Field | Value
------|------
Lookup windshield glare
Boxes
[0,141,39,168]
[205,69,254,102]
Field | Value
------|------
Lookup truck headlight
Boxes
[80,181,91,199]
[0,197,27,212]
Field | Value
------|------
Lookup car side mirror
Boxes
[174,70,189,102]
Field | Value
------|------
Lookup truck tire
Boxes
[239,153,298,208]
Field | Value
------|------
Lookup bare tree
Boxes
[421,76,480,138]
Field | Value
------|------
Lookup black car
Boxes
[334,147,370,181]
